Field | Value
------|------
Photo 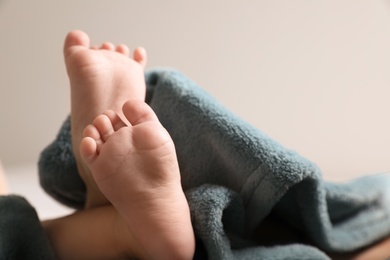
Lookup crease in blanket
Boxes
[6,68,388,259]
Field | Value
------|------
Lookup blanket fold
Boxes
[0,195,55,260]
[29,69,390,259]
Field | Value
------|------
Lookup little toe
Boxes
[133,47,147,69]
[93,114,116,142]
[80,137,98,164]
[83,124,104,153]
[116,44,130,56]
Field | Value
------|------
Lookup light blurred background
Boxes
[0,1,390,218]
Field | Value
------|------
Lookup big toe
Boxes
[122,99,158,125]
[64,30,90,57]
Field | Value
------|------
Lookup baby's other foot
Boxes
[64,30,147,208]
[80,100,195,259]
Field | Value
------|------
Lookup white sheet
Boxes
[4,164,74,220]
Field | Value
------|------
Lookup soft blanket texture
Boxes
[5,69,390,259]
[0,195,55,259]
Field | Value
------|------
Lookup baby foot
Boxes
[80,100,195,259]
[63,30,147,208]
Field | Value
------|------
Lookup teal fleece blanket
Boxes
[9,69,390,259]
[0,195,55,259]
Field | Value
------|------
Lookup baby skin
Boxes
[43,31,194,259]
[0,161,7,195]
[64,30,147,208]
[80,102,194,259]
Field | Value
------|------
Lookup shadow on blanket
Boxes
[3,69,390,259]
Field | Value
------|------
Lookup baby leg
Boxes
[0,161,8,195]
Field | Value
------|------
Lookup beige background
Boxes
[1,1,390,182]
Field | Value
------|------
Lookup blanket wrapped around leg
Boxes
[0,195,55,259]
[37,69,390,259]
